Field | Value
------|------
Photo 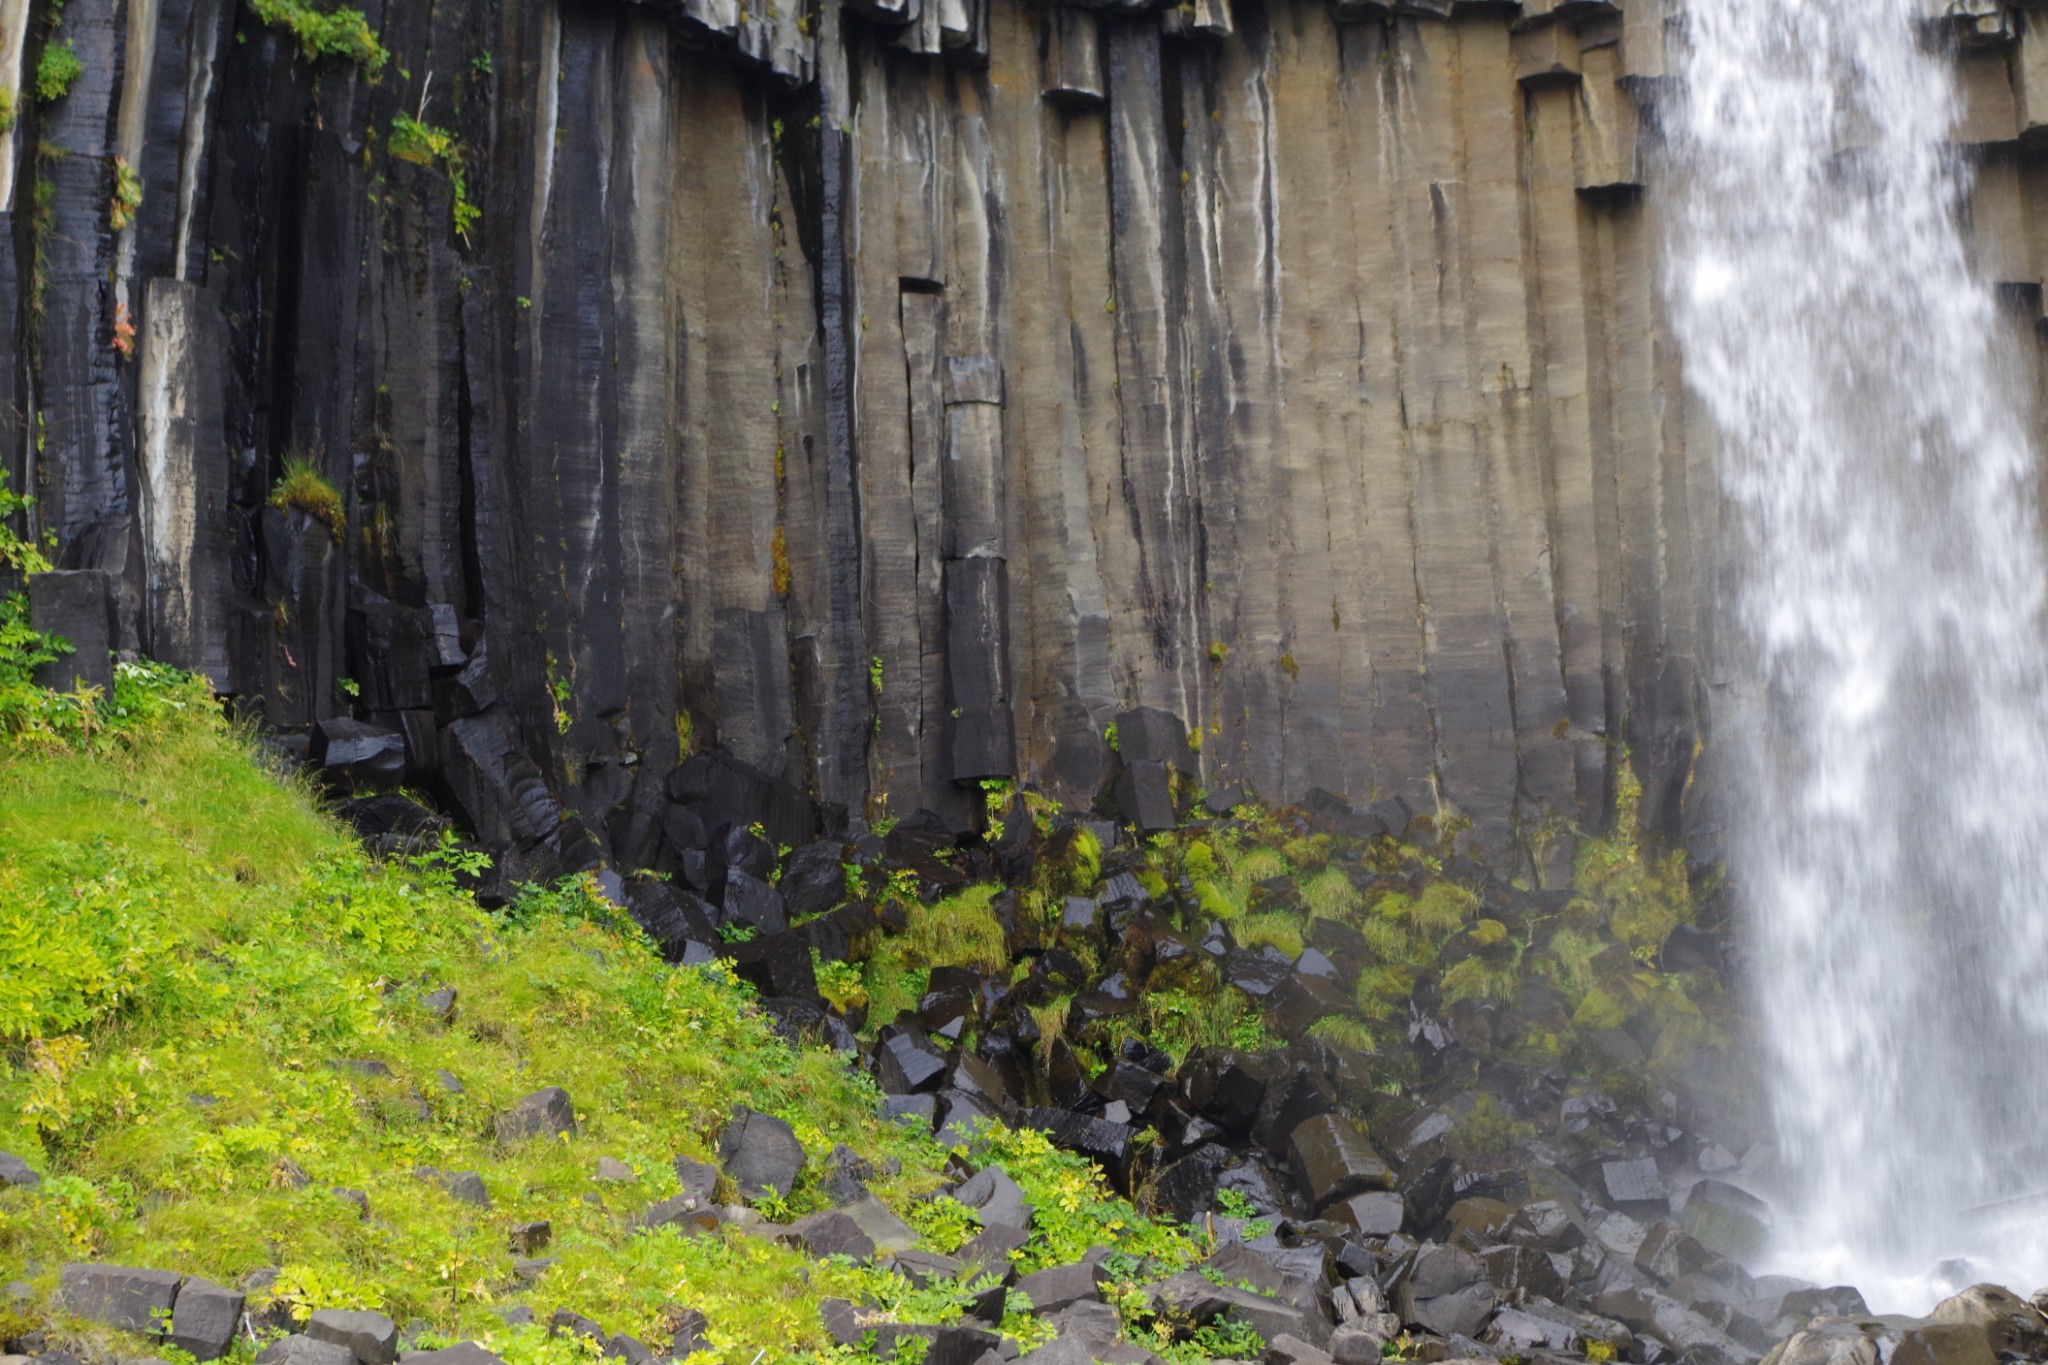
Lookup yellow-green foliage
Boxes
[860,884,1009,1030]
[269,455,346,542]
[1138,987,1267,1064]
[1299,866,1359,921]
[1451,1095,1534,1158]
[1573,756,1692,955]
[247,0,388,73]
[1235,912,1304,960]
[0,703,1022,1361]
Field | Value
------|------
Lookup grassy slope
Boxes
[0,698,1197,1364]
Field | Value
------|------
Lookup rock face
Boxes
[0,0,1829,859]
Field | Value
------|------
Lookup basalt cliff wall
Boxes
[4,0,2043,873]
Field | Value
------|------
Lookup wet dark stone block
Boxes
[715,824,779,882]
[338,791,448,844]
[172,1285,247,1365]
[1223,945,1297,998]
[1022,1107,1136,1188]
[1600,1157,1665,1208]
[719,869,787,935]
[1181,1047,1276,1136]
[1287,1113,1393,1210]
[954,1164,1033,1230]
[623,877,717,962]
[1114,707,1196,776]
[309,718,407,793]
[665,749,820,851]
[918,966,980,1036]
[782,840,848,918]
[1117,758,1176,833]
[1015,1260,1110,1314]
[877,1028,951,1095]
[718,931,816,1000]
[719,1107,806,1200]
[58,1263,180,1336]
[780,1209,877,1262]
[1252,1059,1338,1155]
[1266,971,1355,1037]
[346,599,441,711]
[1679,1179,1771,1262]
[28,570,116,694]
[761,998,859,1054]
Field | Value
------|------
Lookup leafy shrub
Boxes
[35,39,82,103]
[389,114,480,245]
[246,0,387,73]
[269,454,346,541]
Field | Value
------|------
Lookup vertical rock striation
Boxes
[2,0,2032,867]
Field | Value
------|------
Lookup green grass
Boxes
[270,455,347,542]
[860,884,1007,1025]
[246,0,387,74]
[0,693,1231,1364]
[35,39,82,103]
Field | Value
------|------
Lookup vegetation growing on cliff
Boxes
[0,678,1234,1364]
[246,0,388,75]
[34,39,82,104]
[269,456,348,542]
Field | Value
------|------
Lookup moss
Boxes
[1235,912,1303,960]
[770,525,791,598]
[35,39,82,104]
[107,158,143,233]
[861,884,1007,1029]
[246,0,387,73]
[0,88,16,135]
[268,456,346,543]
[1299,866,1359,921]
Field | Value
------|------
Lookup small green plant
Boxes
[1104,722,1118,752]
[814,955,869,1015]
[0,88,17,134]
[544,651,571,733]
[869,655,884,695]
[246,0,387,73]
[904,1195,977,1254]
[36,39,83,103]
[335,677,360,700]
[1212,1188,1257,1220]
[389,114,479,246]
[108,157,142,232]
[268,455,346,542]
[1207,642,1228,666]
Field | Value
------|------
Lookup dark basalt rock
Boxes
[954,1164,1034,1230]
[1181,1048,1276,1136]
[719,869,787,934]
[0,1151,41,1188]
[1117,759,1177,833]
[721,931,817,1000]
[877,1028,951,1094]
[496,1086,577,1143]
[28,571,115,694]
[719,1107,806,1200]
[306,1309,400,1365]
[623,879,719,962]
[1021,1107,1136,1188]
[309,718,408,793]
[1014,1260,1110,1314]
[256,1339,356,1365]
[1682,1180,1773,1262]
[58,1263,182,1336]
[1286,1113,1392,1210]
[416,1167,490,1206]
[780,1209,877,1261]
[166,1278,243,1361]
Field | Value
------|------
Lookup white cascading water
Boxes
[1667,1,2048,1311]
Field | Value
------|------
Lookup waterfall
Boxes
[1667,0,2048,1310]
